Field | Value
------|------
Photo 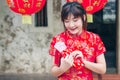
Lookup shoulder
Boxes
[52,31,65,39]
[50,31,66,43]
[85,31,102,43]
[86,31,100,39]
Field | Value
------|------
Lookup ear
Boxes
[83,14,87,21]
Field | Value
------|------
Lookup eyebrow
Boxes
[66,15,79,19]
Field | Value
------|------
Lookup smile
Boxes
[70,27,77,30]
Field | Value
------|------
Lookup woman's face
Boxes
[64,14,83,36]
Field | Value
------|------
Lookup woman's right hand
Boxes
[60,54,74,72]
[71,50,84,60]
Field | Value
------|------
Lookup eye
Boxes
[64,20,69,23]
[73,18,78,22]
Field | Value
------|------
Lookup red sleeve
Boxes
[53,50,61,66]
[49,37,61,66]
[95,35,106,56]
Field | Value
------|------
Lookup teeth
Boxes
[72,27,76,29]
[71,27,76,30]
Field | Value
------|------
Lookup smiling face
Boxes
[64,14,83,35]
[61,2,87,36]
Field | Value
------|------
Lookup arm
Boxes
[83,54,106,74]
[51,54,74,77]
[51,64,64,77]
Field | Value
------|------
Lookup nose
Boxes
[69,21,75,27]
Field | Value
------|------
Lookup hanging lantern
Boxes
[6,0,46,24]
[66,0,108,14]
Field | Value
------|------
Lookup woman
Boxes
[49,2,106,80]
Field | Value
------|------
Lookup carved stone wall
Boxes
[0,0,53,73]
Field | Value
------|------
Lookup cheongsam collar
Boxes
[65,30,87,40]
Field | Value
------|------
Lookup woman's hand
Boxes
[70,50,85,69]
[60,54,74,72]
[51,54,74,77]
[71,50,84,59]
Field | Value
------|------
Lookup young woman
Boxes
[49,2,106,80]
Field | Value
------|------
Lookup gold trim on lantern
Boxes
[18,8,26,13]
[77,0,83,3]
[36,2,42,7]
[93,1,100,6]
[86,6,93,11]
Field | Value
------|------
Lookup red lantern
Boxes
[6,0,46,24]
[66,0,108,14]
[6,0,46,15]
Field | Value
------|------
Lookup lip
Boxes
[70,27,77,31]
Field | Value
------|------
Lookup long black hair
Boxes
[61,2,87,30]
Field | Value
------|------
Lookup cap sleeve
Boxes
[49,37,61,66]
[95,35,106,56]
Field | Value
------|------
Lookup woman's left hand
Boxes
[71,50,84,60]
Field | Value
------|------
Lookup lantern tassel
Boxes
[87,14,93,23]
[22,15,32,24]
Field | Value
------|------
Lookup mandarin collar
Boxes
[65,30,87,39]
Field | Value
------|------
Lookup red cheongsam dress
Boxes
[49,30,106,80]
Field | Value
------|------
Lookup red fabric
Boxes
[6,0,46,15]
[54,50,61,66]
[49,30,106,80]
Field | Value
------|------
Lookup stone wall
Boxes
[0,0,56,74]
[0,23,53,73]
